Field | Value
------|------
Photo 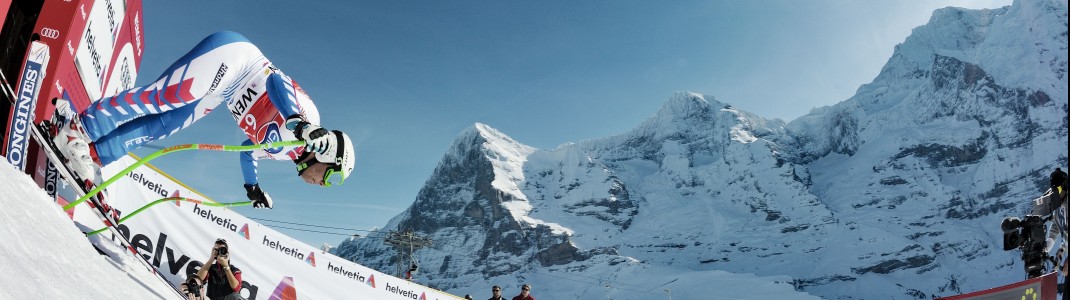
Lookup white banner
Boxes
[75,0,125,101]
[98,156,459,300]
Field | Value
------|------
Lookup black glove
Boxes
[244,184,273,209]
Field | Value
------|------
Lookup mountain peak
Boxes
[455,123,535,159]
[656,91,720,119]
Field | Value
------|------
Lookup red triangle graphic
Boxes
[267,276,297,300]
[171,190,182,206]
[305,252,316,267]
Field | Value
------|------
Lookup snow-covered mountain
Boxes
[334,0,1068,299]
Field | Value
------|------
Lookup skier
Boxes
[51,31,355,209]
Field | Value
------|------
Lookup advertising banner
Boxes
[30,0,94,120]
[935,272,1058,300]
[98,156,460,300]
[73,0,122,101]
[25,0,143,190]
[100,0,142,98]
[3,41,49,171]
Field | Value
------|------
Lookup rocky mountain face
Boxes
[334,0,1068,299]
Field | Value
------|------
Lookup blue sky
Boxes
[134,0,1011,247]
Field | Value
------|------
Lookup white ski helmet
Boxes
[323,130,355,187]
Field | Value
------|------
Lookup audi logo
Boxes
[40,28,60,39]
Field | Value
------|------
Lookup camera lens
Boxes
[217,247,228,256]
[185,277,201,297]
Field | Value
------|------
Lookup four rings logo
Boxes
[40,28,60,39]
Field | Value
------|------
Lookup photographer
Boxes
[1042,168,1068,299]
[179,275,206,300]
[194,239,245,300]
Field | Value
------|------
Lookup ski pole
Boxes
[63,140,306,210]
[86,197,252,236]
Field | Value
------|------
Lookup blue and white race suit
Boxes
[77,31,320,186]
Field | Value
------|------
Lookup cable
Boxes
[266,224,360,236]
[249,217,380,233]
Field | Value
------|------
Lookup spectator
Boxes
[179,275,206,300]
[195,239,245,300]
[488,285,505,300]
[511,283,535,300]
[464,295,474,300]
[1044,167,1069,300]
[1052,168,1067,190]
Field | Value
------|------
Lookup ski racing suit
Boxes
[75,31,319,187]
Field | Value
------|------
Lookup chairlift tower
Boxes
[383,229,433,278]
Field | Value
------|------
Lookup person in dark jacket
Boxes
[488,285,505,300]
[195,239,244,300]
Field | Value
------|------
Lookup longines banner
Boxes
[99,156,459,300]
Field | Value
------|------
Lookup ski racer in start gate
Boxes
[51,31,356,209]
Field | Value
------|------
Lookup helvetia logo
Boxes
[327,261,368,283]
[385,282,421,299]
[127,171,170,198]
[366,274,376,288]
[263,236,314,265]
[192,204,250,239]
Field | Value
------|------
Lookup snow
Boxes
[474,123,536,199]
[0,162,177,299]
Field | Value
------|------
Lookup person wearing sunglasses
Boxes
[51,31,356,210]
[511,284,534,300]
[487,285,505,300]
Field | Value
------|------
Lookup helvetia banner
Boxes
[100,156,460,300]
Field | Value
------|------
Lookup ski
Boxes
[27,117,185,297]
[30,120,121,229]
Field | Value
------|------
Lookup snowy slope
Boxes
[0,162,177,299]
[335,0,1067,299]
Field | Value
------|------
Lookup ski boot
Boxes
[51,98,100,182]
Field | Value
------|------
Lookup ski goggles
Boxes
[296,161,346,187]
[322,163,345,187]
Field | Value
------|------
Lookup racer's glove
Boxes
[245,184,273,209]
[286,115,333,158]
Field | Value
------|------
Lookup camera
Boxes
[185,276,202,297]
[1001,215,1051,278]
[216,246,228,256]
